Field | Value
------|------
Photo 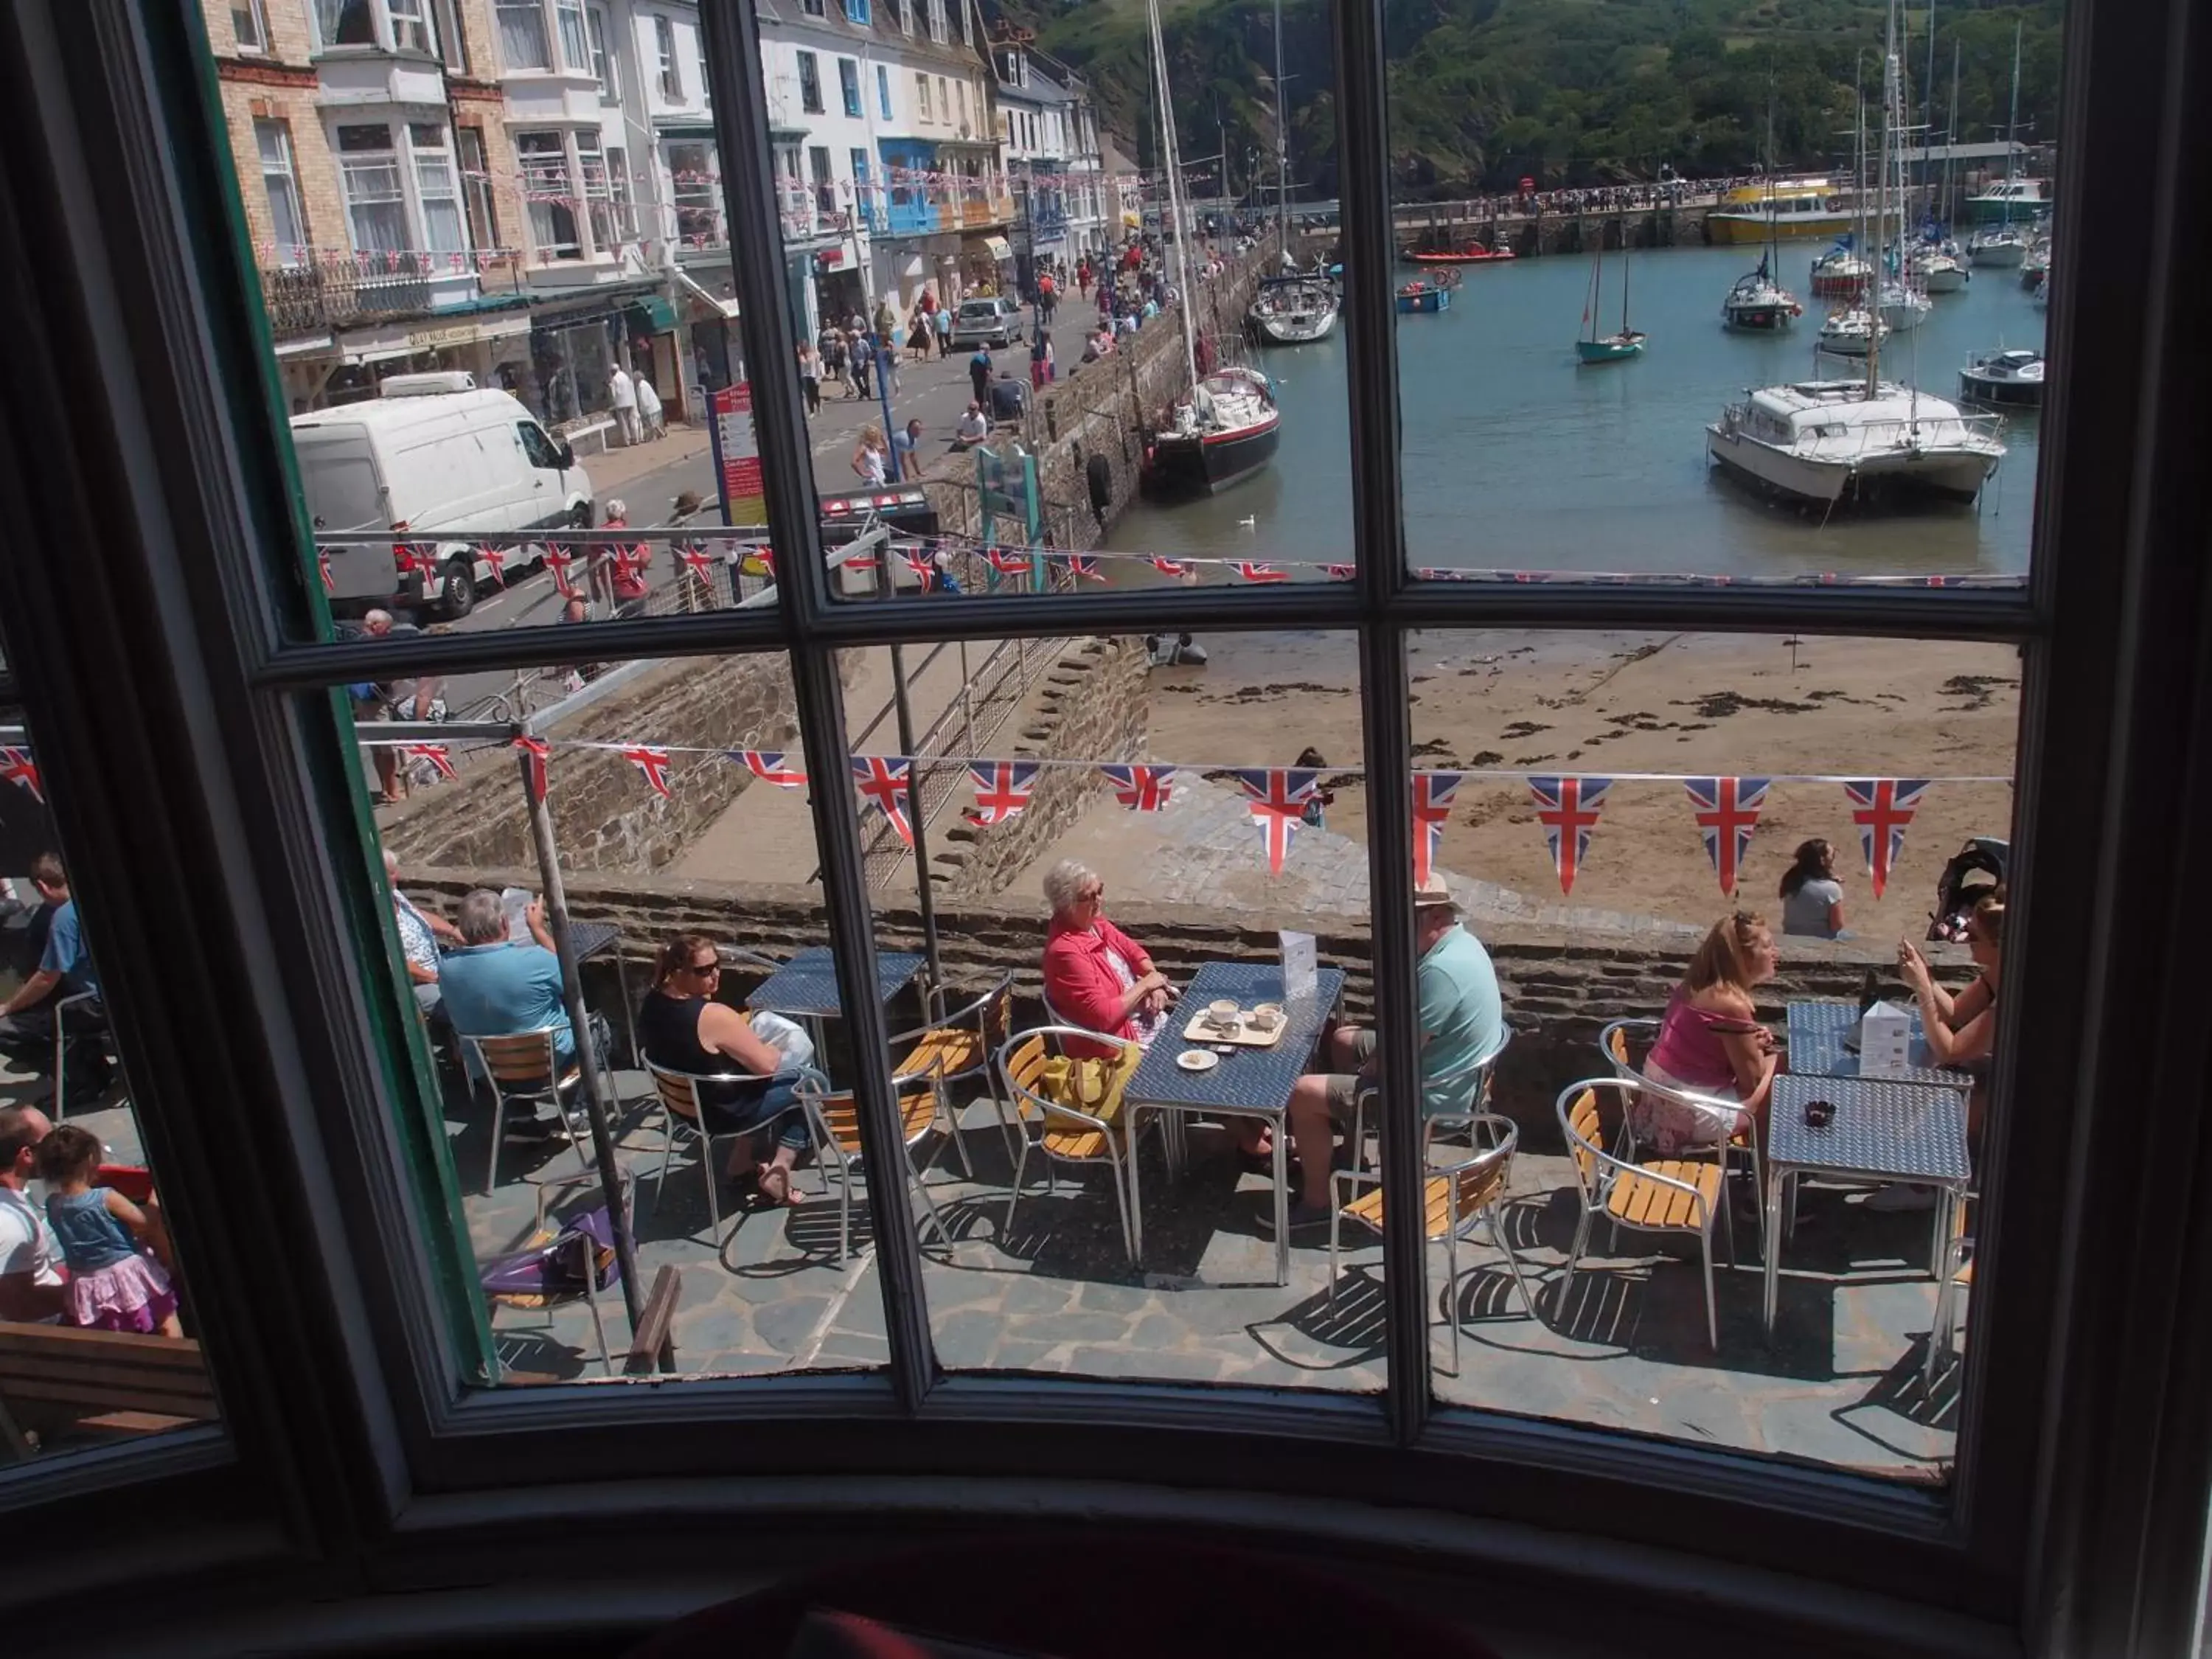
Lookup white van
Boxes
[292,372,594,619]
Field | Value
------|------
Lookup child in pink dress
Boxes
[37,1124,181,1336]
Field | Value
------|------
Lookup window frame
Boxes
[3,0,2210,1652]
[432,0,469,71]
[585,2,614,98]
[231,0,270,54]
[838,55,860,119]
[796,48,822,114]
[253,117,308,266]
[654,12,680,102]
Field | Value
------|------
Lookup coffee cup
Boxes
[1206,998,1241,1029]
[1251,1002,1284,1032]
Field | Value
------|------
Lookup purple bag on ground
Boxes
[480,1205,618,1296]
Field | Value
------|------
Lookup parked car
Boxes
[949,297,1023,349]
[291,372,594,619]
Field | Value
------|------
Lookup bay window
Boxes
[667,139,723,246]
[386,0,433,52]
[493,0,551,69]
[334,122,408,255]
[554,0,591,74]
[6,0,2211,1655]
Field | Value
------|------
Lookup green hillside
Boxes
[990,0,2064,198]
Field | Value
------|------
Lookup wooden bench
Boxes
[0,1321,218,1460]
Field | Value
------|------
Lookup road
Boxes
[427,319,1048,720]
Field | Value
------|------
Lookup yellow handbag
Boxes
[1037,1043,1138,1129]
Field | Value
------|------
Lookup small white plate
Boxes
[1176,1049,1220,1073]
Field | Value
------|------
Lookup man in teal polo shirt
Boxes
[437,891,610,1113]
[1273,874,1503,1232]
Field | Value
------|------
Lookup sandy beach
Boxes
[1134,630,2020,936]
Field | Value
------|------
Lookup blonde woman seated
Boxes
[1633,911,1781,1155]
[1039,859,1173,1059]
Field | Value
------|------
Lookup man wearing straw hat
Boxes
[1270,874,1502,1234]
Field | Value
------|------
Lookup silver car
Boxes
[948,297,1023,349]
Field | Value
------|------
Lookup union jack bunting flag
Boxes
[985,546,1034,576]
[852,756,917,845]
[1066,554,1108,582]
[0,746,43,804]
[1411,771,1462,887]
[1528,775,1613,894]
[392,543,433,579]
[1233,768,1320,875]
[318,549,335,594]
[902,547,941,591]
[476,543,508,585]
[1324,564,1356,580]
[734,750,806,788]
[1684,776,1772,897]
[403,742,457,781]
[1234,560,1290,584]
[1099,764,1175,812]
[1149,556,1189,577]
[543,545,577,597]
[677,543,717,582]
[512,736,550,804]
[617,542,651,577]
[1843,778,1931,898]
[964,761,1040,825]
[622,744,675,799]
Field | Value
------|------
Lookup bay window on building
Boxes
[667,138,723,246]
[5,1,2211,1656]
[493,0,552,69]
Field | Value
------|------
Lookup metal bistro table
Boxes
[1124,961,1346,1287]
[745,945,928,1059]
[1786,1001,1974,1090]
[1763,1072,1972,1334]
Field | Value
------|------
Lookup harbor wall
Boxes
[915,237,1279,553]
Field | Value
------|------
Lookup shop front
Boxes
[276,301,535,411]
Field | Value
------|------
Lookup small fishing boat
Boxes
[1959,347,2045,408]
[1402,243,1516,265]
[1396,279,1450,314]
[1577,237,1645,363]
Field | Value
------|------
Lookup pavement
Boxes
[0,1008,1958,1478]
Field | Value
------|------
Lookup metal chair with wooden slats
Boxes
[642,1057,830,1245]
[1326,1111,1538,1376]
[993,1026,1144,1267]
[1599,1015,1764,1256]
[1555,1078,1735,1351]
[888,971,1018,1173]
[1346,1027,1513,1182]
[464,1026,593,1194]
[792,1067,956,1264]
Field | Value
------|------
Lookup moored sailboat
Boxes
[1245,0,1338,349]
[1578,237,1646,364]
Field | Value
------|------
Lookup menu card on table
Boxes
[1281,931,1318,1016]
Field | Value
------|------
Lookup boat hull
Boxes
[1966,195,2047,224]
[1968,240,2026,268]
[1920,264,1968,293]
[1145,414,1282,497]
[1251,305,1338,344]
[1959,372,2043,408]
[1724,302,1798,330]
[1397,288,1450,313]
[1402,248,1515,265]
[1705,424,1997,507]
[1576,335,1646,364]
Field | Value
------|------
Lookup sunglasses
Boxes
[688,960,722,976]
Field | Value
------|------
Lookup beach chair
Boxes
[995,1026,1144,1267]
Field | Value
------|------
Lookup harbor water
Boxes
[1109,241,2048,585]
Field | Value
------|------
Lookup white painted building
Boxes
[992,33,1108,285]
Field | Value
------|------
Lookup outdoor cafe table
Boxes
[745,946,928,1063]
[1123,961,1346,1287]
[1762,1072,1972,1334]
[1786,1000,1974,1090]
[566,919,639,1074]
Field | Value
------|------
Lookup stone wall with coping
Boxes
[398,868,1970,1150]
[929,635,1152,902]
[379,651,815,872]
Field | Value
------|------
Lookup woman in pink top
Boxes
[1633,911,1781,1155]
[1039,859,1174,1060]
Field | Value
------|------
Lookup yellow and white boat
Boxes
[1707,178,1890,246]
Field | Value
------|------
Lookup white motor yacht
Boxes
[1959,347,2045,408]
[1707,378,2006,506]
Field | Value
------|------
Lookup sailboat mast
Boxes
[1147,0,1199,392]
[1946,42,1959,224]
[2003,20,2022,231]
[1923,0,1936,216]
[1273,0,1288,255]
[1869,24,1891,397]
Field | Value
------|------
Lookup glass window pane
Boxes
[850,630,1384,1394]
[351,649,914,1382]
[1405,627,2018,1480]
[0,708,222,1461]
[1385,10,2059,586]
[495,0,551,70]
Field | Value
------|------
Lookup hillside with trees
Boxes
[989,0,2063,198]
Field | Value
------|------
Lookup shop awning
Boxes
[628,294,679,332]
[981,235,1013,260]
[674,268,741,319]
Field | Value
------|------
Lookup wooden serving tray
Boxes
[1180,1009,1287,1048]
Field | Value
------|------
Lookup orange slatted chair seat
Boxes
[1605,1160,1723,1230]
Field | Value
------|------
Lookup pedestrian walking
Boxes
[589,498,627,611]
[969,346,992,406]
[1029,327,1054,390]
[796,341,822,416]
[634,374,665,439]
[821,325,849,398]
[851,425,889,487]
[850,327,872,399]
[608,363,639,445]
[934,304,953,355]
